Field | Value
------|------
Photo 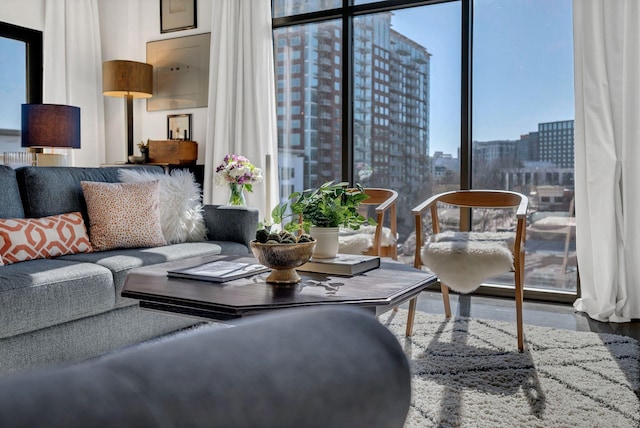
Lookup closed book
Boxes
[297,254,380,276]
[167,260,269,283]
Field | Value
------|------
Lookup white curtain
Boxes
[573,0,640,321]
[203,0,279,221]
[44,0,105,167]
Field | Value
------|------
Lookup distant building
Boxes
[538,120,574,168]
[473,139,518,167]
[0,128,20,154]
[517,131,539,162]
[430,151,458,180]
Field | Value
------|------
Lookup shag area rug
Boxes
[380,310,640,428]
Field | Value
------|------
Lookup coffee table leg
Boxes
[405,297,417,336]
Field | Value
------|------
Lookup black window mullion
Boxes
[460,0,472,192]
[342,0,353,183]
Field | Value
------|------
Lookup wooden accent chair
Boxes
[407,190,528,351]
[339,188,398,260]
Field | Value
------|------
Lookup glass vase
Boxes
[227,183,247,206]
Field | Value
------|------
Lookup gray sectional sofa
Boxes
[0,165,259,376]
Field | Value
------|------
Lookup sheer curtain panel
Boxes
[44,0,105,167]
[203,0,279,220]
[573,0,640,321]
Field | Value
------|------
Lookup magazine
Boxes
[167,260,269,283]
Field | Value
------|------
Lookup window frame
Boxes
[0,21,43,108]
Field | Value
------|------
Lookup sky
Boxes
[0,0,574,156]
[0,37,25,130]
[393,0,574,155]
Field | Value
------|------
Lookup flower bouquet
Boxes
[215,154,263,206]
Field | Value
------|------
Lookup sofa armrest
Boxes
[203,204,259,248]
[0,307,411,428]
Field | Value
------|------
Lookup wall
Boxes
[99,0,212,164]
[0,0,44,31]
[0,0,212,165]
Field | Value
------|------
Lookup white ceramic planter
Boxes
[309,226,340,259]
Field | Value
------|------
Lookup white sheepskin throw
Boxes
[421,231,515,293]
[118,169,207,244]
[338,225,396,255]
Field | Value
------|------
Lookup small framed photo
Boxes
[167,114,192,140]
[160,0,197,34]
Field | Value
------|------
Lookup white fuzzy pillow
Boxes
[118,169,207,244]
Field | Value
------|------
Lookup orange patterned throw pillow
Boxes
[0,212,92,264]
[81,180,167,251]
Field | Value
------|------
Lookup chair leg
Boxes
[441,282,451,318]
[405,297,417,337]
[515,259,525,352]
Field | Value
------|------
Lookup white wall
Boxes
[0,0,213,165]
[0,0,44,31]
[99,0,212,164]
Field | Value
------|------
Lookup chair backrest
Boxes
[355,188,398,259]
[412,190,528,268]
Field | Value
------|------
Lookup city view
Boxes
[272,0,576,293]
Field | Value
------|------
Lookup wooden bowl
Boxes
[250,240,316,284]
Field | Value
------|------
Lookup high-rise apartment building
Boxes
[273,9,431,206]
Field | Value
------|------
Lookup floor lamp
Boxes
[102,60,153,163]
[21,104,81,166]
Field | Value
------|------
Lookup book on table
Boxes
[167,260,269,283]
[297,254,380,276]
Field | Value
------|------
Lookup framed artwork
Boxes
[167,113,191,140]
[160,0,197,33]
[146,33,211,112]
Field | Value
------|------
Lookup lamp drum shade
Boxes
[103,60,153,98]
[21,104,81,149]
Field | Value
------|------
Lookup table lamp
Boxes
[21,104,81,166]
[102,60,153,163]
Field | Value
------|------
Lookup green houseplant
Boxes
[265,181,375,258]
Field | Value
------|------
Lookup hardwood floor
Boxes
[405,290,640,342]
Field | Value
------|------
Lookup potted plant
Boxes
[268,181,374,258]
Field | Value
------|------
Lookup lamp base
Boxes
[36,153,69,167]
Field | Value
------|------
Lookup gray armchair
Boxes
[0,307,411,428]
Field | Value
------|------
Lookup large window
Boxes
[273,0,576,298]
[0,22,42,155]
[472,0,575,293]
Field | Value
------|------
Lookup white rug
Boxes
[380,310,640,428]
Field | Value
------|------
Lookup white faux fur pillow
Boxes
[118,169,207,244]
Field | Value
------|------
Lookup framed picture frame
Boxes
[160,0,197,33]
[167,113,192,140]
[147,33,211,112]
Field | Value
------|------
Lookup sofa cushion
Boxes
[16,166,164,224]
[0,165,25,220]
[117,168,207,244]
[81,181,167,251]
[0,258,115,339]
[59,242,226,306]
[0,212,92,264]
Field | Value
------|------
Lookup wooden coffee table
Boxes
[122,254,437,325]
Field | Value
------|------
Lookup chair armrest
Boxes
[202,205,259,249]
[516,195,529,218]
[0,307,411,428]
